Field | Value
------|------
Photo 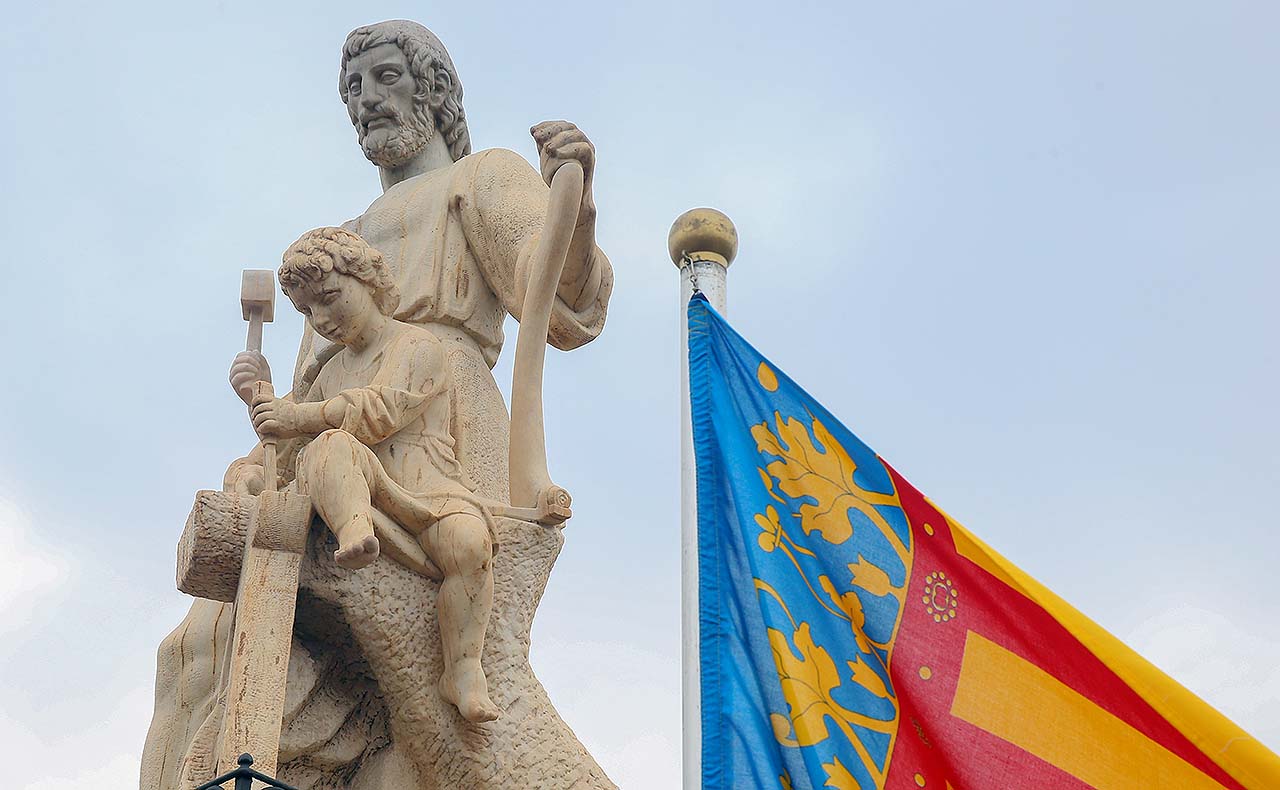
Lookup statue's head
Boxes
[338,20,471,168]
[280,228,401,343]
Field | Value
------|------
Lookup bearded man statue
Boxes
[140,20,617,790]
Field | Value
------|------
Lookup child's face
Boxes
[285,269,379,345]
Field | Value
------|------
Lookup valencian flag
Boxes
[688,295,1280,790]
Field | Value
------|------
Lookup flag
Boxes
[688,294,1279,790]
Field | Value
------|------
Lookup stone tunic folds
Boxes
[290,149,614,499]
[297,321,485,534]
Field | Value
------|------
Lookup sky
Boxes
[1,1,1278,788]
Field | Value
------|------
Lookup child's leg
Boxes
[297,429,381,569]
[420,509,499,723]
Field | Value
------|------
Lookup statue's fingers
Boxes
[532,119,572,135]
[531,120,573,141]
[552,142,593,167]
[230,364,259,383]
[231,352,265,375]
[543,129,585,153]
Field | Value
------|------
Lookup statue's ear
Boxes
[421,64,452,110]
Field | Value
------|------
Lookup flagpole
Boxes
[669,208,738,790]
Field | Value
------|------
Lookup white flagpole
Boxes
[669,208,739,790]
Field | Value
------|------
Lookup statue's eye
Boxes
[347,79,362,96]
[378,69,400,84]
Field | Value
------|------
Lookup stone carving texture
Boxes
[283,517,612,788]
[141,18,618,790]
[177,491,252,602]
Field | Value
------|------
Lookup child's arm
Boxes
[252,333,446,447]
[250,398,330,439]
[248,381,329,440]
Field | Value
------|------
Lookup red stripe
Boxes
[882,462,1244,790]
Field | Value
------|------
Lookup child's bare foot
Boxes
[439,660,501,723]
[334,514,379,569]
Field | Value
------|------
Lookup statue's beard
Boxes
[357,102,436,169]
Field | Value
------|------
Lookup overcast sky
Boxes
[1,2,1278,788]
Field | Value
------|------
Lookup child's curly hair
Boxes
[279,227,401,316]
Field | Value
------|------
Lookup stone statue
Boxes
[141,19,617,789]
[259,227,503,723]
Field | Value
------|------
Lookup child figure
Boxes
[239,226,501,723]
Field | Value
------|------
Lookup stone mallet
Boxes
[240,269,278,490]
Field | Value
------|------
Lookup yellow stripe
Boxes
[952,631,1229,789]
[944,512,1280,789]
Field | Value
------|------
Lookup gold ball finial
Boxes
[668,208,738,268]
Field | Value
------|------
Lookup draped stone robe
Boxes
[295,147,613,498]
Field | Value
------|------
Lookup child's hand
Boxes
[250,392,299,439]
[230,351,272,405]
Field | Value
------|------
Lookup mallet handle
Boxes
[246,306,265,354]
[244,305,273,492]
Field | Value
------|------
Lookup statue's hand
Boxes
[230,351,272,406]
[223,459,266,496]
[531,120,596,222]
[250,392,300,439]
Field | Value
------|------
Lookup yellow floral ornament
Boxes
[823,757,861,790]
[744,406,912,789]
[751,414,907,562]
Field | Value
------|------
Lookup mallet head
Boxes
[240,269,276,323]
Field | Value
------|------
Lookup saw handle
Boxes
[507,160,584,511]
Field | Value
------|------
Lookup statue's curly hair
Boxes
[338,20,471,162]
[279,227,401,317]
